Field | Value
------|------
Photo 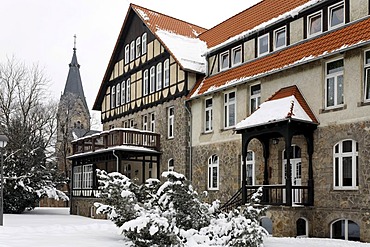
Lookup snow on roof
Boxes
[156,30,207,73]
[235,95,313,131]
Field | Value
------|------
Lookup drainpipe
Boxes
[112,150,119,172]
[184,100,192,181]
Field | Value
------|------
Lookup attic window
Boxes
[124,45,129,64]
[258,34,269,56]
[130,41,135,62]
[142,33,147,55]
[307,11,322,37]
[232,46,242,66]
[136,37,141,58]
[274,27,286,50]
[329,2,344,30]
[220,51,229,71]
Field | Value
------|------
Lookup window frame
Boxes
[168,158,174,172]
[231,45,242,67]
[204,97,213,133]
[250,84,261,114]
[82,164,93,189]
[135,37,141,58]
[126,78,131,103]
[142,115,148,131]
[241,151,255,186]
[164,59,170,87]
[274,27,286,50]
[156,62,162,91]
[307,10,323,38]
[167,107,174,139]
[328,1,345,30]
[143,69,149,96]
[111,85,116,108]
[219,51,229,71]
[224,91,236,129]
[325,58,344,109]
[116,83,120,107]
[73,166,82,189]
[124,45,129,64]
[208,154,219,190]
[150,66,155,93]
[364,50,370,102]
[121,81,125,105]
[258,33,270,57]
[130,41,135,62]
[330,219,360,241]
[333,139,358,190]
[142,33,147,55]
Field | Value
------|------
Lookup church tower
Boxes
[56,36,91,202]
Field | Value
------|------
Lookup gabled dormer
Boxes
[93,4,207,123]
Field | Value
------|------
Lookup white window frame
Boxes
[142,33,147,55]
[330,219,360,241]
[111,85,116,108]
[325,58,344,109]
[274,27,286,50]
[204,98,213,133]
[258,33,269,56]
[250,84,261,114]
[73,166,82,189]
[220,51,229,71]
[82,164,93,189]
[224,91,236,129]
[135,37,141,58]
[150,113,155,132]
[121,81,125,105]
[142,115,148,131]
[364,50,370,102]
[164,59,170,87]
[167,107,174,139]
[333,139,358,190]
[124,45,129,64]
[156,62,162,91]
[126,78,131,103]
[231,45,242,67]
[208,154,219,190]
[116,83,120,107]
[328,1,345,30]
[150,66,155,93]
[143,70,149,96]
[241,151,255,185]
[168,158,174,172]
[307,11,323,37]
[130,41,135,62]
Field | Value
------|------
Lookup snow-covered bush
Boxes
[95,170,266,247]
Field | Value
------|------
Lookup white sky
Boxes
[0,0,261,118]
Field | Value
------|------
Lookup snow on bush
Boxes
[95,170,267,247]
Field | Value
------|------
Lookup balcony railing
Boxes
[72,128,161,155]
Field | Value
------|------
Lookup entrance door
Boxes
[282,146,302,204]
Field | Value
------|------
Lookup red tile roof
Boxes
[199,0,312,48]
[190,17,370,98]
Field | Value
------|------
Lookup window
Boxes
[224,91,236,128]
[150,66,155,93]
[208,155,219,190]
[242,151,255,185]
[73,166,82,189]
[135,37,141,58]
[168,159,174,172]
[126,78,131,103]
[116,83,120,107]
[125,164,132,179]
[143,70,149,96]
[142,33,147,55]
[260,217,273,235]
[220,51,229,71]
[168,107,174,138]
[331,219,360,241]
[231,46,242,66]
[329,2,344,29]
[130,41,135,62]
[334,140,358,189]
[307,11,322,37]
[121,81,125,105]
[296,218,308,237]
[274,27,286,50]
[250,84,261,114]
[150,113,155,132]
[258,34,269,56]
[156,63,162,91]
[142,115,148,131]
[326,59,344,108]
[164,59,170,87]
[204,98,213,132]
[82,164,93,189]
[364,50,370,101]
[124,45,129,64]
[111,85,116,108]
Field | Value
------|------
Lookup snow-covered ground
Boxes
[1,207,370,247]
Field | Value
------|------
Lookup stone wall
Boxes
[71,198,107,219]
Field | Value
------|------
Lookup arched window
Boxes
[331,219,360,241]
[208,155,219,190]
[260,217,273,235]
[168,159,174,172]
[164,59,170,87]
[111,85,116,108]
[156,62,162,91]
[135,37,141,58]
[121,81,125,104]
[143,70,149,96]
[141,33,147,55]
[333,140,358,189]
[126,79,131,103]
[150,66,155,93]
[116,83,120,107]
[124,45,129,64]
[296,218,308,237]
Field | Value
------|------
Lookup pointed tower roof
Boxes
[63,37,88,110]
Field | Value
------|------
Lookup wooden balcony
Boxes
[71,128,161,155]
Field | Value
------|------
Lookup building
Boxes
[69,0,370,242]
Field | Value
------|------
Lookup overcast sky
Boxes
[0,0,260,121]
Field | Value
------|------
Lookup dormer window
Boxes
[274,27,286,50]
[220,51,229,71]
[329,2,344,30]
[258,34,269,56]
[307,11,322,37]
[232,46,242,66]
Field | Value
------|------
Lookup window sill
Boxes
[202,131,214,135]
[208,188,219,191]
[333,186,359,191]
[319,104,346,114]
[358,101,370,107]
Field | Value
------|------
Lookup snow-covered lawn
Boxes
[1,207,369,247]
